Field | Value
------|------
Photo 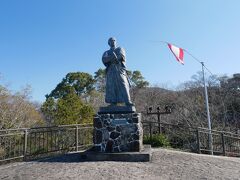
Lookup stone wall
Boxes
[93,113,143,152]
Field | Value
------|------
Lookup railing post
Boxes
[221,133,226,156]
[23,129,28,158]
[157,113,161,134]
[149,123,152,140]
[75,126,79,152]
[196,129,201,154]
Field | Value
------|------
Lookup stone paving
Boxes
[0,148,240,180]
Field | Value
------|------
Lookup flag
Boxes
[168,43,184,65]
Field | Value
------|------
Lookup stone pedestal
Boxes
[99,105,136,114]
[81,145,152,162]
[93,113,143,153]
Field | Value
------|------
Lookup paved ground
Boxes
[0,148,240,180]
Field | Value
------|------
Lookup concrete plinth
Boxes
[81,145,152,162]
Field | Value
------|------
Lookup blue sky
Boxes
[0,0,239,102]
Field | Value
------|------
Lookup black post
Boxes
[221,133,226,156]
[146,105,172,135]
[157,113,161,134]
[23,129,28,160]
[149,122,152,140]
[196,129,201,154]
[75,126,79,152]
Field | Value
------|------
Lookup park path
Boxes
[0,148,240,180]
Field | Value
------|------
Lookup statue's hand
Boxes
[103,51,118,64]
[102,52,111,66]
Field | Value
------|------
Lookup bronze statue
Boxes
[102,37,133,106]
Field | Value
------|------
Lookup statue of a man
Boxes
[102,37,133,106]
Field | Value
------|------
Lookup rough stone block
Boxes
[93,113,143,152]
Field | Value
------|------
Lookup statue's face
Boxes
[108,38,116,48]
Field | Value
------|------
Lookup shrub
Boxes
[143,134,170,147]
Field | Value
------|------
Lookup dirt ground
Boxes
[0,148,240,180]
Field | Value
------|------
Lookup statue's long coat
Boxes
[102,47,131,104]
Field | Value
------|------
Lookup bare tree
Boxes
[0,84,44,129]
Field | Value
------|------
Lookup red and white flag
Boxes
[168,43,184,65]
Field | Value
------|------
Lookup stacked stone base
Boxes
[93,113,143,153]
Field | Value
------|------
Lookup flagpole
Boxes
[201,62,213,155]
[184,49,214,155]
[151,41,214,154]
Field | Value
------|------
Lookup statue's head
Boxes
[108,37,117,49]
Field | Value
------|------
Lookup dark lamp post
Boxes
[146,105,172,134]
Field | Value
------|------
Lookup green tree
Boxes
[46,72,95,99]
[41,97,56,125]
[54,91,94,125]
[41,72,95,125]
[94,68,106,92]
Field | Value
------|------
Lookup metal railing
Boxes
[142,121,240,157]
[1,121,240,163]
[142,121,198,151]
[197,127,240,156]
[0,124,93,162]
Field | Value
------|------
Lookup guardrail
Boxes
[1,122,239,163]
[142,121,198,151]
[197,127,240,156]
[142,121,240,157]
[0,124,93,162]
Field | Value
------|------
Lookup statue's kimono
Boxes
[102,47,131,104]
